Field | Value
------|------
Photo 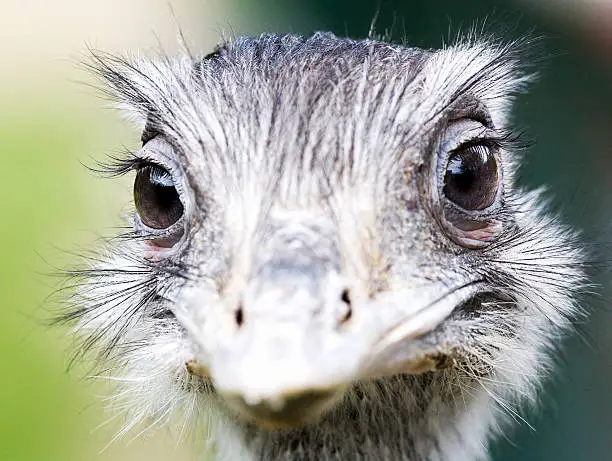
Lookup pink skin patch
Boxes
[454,220,503,249]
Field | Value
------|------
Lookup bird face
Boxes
[133,117,506,429]
[69,33,585,440]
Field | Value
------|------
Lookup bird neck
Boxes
[211,374,495,461]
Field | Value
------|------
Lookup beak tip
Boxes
[220,386,345,429]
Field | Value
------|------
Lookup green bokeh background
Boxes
[1,1,610,460]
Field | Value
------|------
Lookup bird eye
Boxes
[134,164,184,229]
[443,144,499,211]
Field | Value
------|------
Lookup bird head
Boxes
[67,33,586,446]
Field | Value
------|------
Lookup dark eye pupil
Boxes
[443,145,499,211]
[134,165,184,229]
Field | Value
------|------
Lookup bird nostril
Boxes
[339,288,352,324]
[234,302,244,328]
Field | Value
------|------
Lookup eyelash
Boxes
[451,128,528,154]
[90,154,143,178]
[476,129,530,152]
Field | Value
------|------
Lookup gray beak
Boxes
[177,218,481,428]
[208,249,365,428]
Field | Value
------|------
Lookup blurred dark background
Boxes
[1,1,610,460]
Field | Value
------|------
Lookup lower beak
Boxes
[222,386,345,429]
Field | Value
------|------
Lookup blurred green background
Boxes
[1,1,610,460]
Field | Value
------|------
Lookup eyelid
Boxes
[94,136,178,178]
[134,138,181,174]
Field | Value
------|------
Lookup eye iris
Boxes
[134,165,184,229]
[443,145,499,211]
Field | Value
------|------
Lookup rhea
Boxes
[65,32,586,461]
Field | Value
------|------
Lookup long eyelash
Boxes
[493,128,532,152]
[459,128,532,153]
[87,150,142,177]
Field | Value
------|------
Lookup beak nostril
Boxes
[339,288,352,324]
[235,302,244,328]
